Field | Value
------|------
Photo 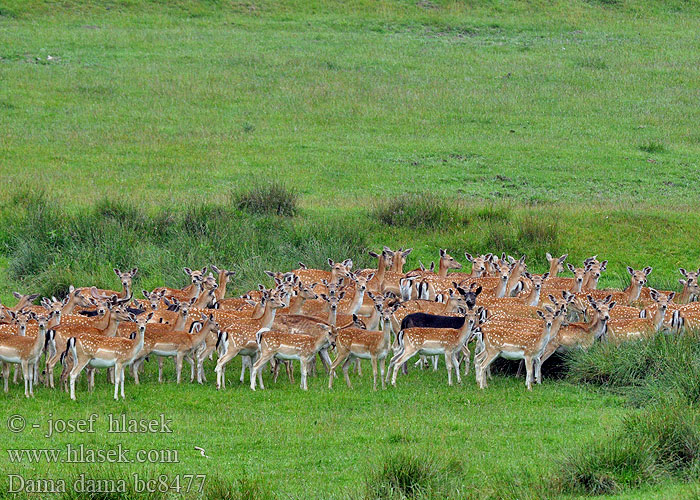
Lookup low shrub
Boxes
[232,181,298,217]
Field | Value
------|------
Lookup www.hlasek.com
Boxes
[7,474,207,495]
[8,443,179,464]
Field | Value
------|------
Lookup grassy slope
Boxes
[0,1,699,209]
[1,1,700,498]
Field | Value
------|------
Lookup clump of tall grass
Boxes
[639,140,666,154]
[557,404,699,495]
[363,452,461,499]
[372,193,465,229]
[204,475,275,500]
[564,332,700,405]
[232,181,298,217]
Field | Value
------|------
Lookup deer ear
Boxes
[402,248,413,257]
[600,261,607,271]
[298,262,307,270]
[320,294,328,301]
[536,310,545,319]
[147,312,154,321]
[368,251,379,258]
[13,292,21,299]
[465,252,474,262]
[440,249,446,257]
[211,265,220,273]
[608,301,616,310]
[367,273,375,281]
[680,268,688,278]
[680,279,687,286]
[546,252,552,260]
[184,268,193,276]
[113,268,120,276]
[644,266,653,275]
[264,271,275,278]
[338,291,346,300]
[649,288,658,300]
[343,259,353,269]
[542,273,550,280]
[142,290,149,298]
[567,263,575,272]
[327,258,334,267]
[668,292,676,301]
[627,266,634,276]
[130,268,138,276]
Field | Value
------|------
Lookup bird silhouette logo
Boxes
[194,446,210,458]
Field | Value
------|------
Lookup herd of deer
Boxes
[0,248,698,400]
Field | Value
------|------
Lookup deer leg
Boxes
[476,351,499,389]
[13,364,19,385]
[371,356,378,391]
[354,358,362,377]
[239,356,249,383]
[251,352,273,391]
[342,356,354,389]
[319,348,332,374]
[329,349,349,389]
[158,357,164,383]
[379,357,386,390]
[453,352,462,384]
[69,358,91,401]
[462,344,471,376]
[22,361,29,397]
[300,359,309,390]
[286,361,294,383]
[2,363,9,393]
[391,347,418,387]
[524,356,534,390]
[515,360,524,378]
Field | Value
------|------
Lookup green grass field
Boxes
[1,1,699,498]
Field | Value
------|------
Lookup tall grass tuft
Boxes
[204,475,275,500]
[232,181,298,217]
[363,452,461,499]
[372,193,466,230]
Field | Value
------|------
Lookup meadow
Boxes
[0,0,699,498]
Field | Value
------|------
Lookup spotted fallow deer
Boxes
[135,313,219,385]
[677,268,700,304]
[475,304,563,390]
[213,293,286,389]
[75,268,137,300]
[210,265,236,302]
[606,289,673,344]
[0,313,53,397]
[545,253,568,277]
[293,259,353,290]
[582,258,607,290]
[388,307,486,387]
[152,267,206,302]
[481,272,549,314]
[46,301,133,389]
[408,249,463,300]
[7,292,41,312]
[538,296,614,379]
[329,304,397,390]
[66,312,152,400]
[249,323,335,391]
[586,266,652,305]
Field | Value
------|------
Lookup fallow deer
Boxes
[606,289,673,344]
[66,313,152,400]
[0,313,53,397]
[387,307,485,387]
[329,304,397,390]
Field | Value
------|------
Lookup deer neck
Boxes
[651,306,666,331]
[495,279,508,298]
[188,282,203,303]
[348,288,365,315]
[438,259,449,278]
[548,261,559,277]
[174,313,188,331]
[48,313,61,329]
[525,286,541,307]
[93,310,111,330]
[366,307,381,330]
[375,255,389,284]
[381,318,392,345]
[678,285,693,305]
[506,267,524,296]
[102,314,121,337]
[623,281,642,303]
[130,328,146,359]
[119,281,131,300]
[251,301,265,320]
[457,318,475,345]
[570,279,583,293]
[259,305,278,329]
[327,308,337,327]
[288,294,306,315]
[215,272,228,301]
[534,322,554,354]
[31,327,47,357]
